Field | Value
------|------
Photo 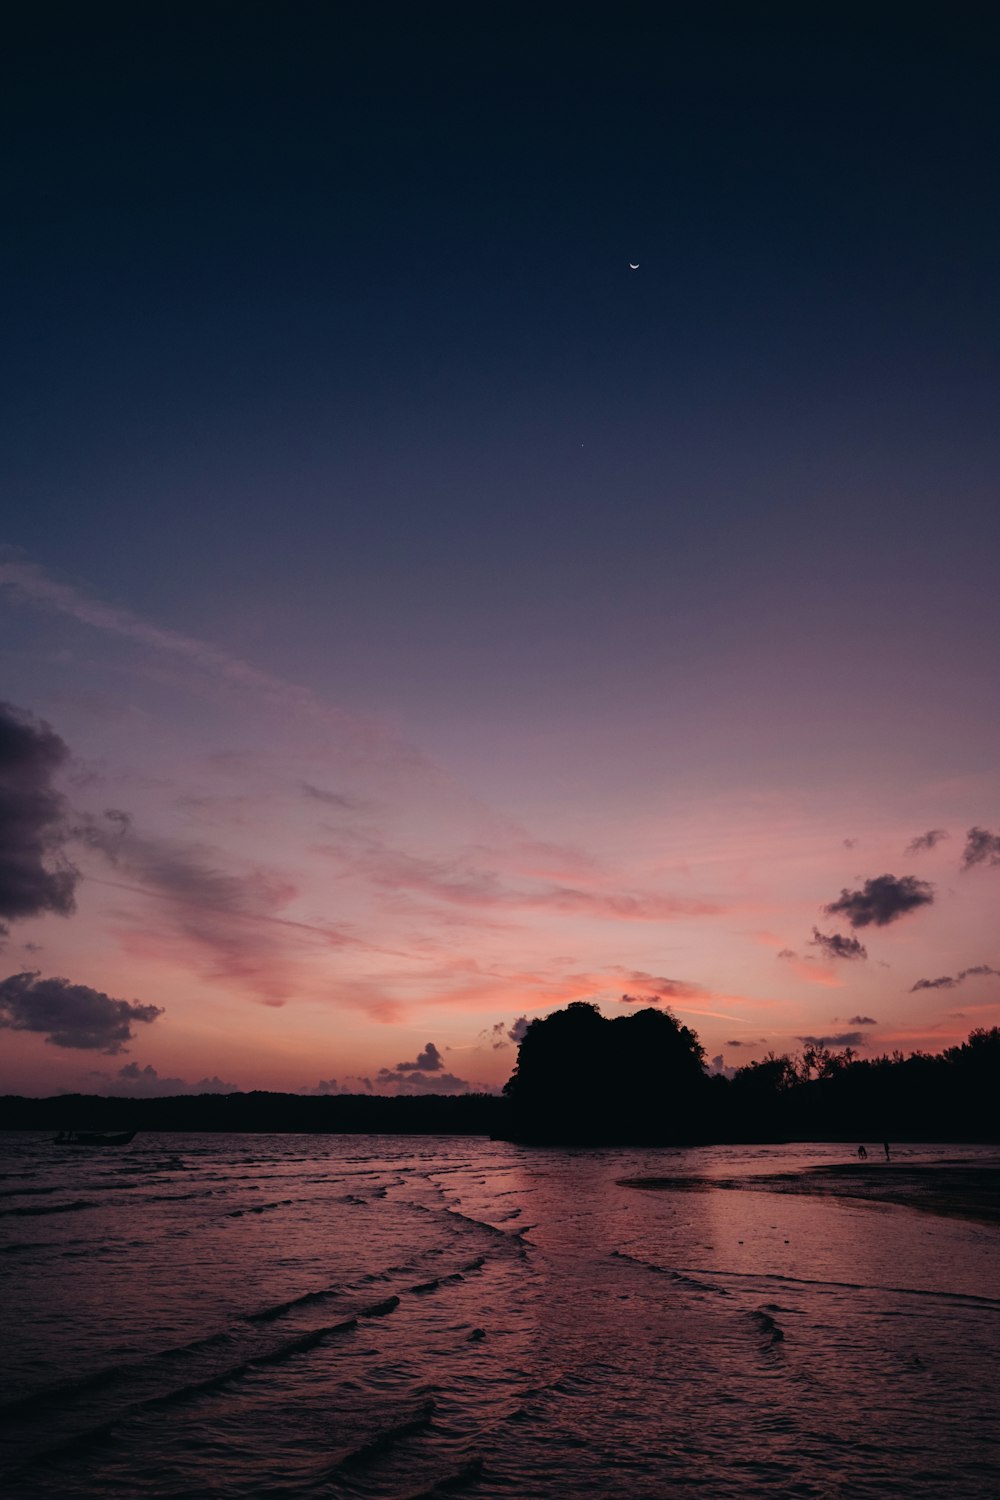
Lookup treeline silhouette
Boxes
[1,1006,997,1142]
[0,1090,506,1136]
[502,1003,1000,1143]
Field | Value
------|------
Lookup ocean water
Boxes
[1,1133,998,1498]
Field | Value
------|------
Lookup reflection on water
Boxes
[1,1134,997,1497]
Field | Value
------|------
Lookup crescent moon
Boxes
[629,262,639,270]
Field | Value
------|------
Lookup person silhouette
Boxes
[857,1144,868,1160]
[883,1141,891,1161]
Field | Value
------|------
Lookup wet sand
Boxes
[619,1159,1000,1226]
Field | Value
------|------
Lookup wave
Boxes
[335,1398,436,1470]
[129,1317,361,1415]
[610,1248,730,1295]
[398,1456,485,1498]
[226,1197,293,1217]
[0,1198,98,1217]
[676,1265,1000,1310]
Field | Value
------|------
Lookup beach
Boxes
[2,1134,998,1498]
[620,1155,1000,1226]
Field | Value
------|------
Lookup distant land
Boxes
[3,1008,997,1143]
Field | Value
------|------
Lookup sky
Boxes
[2,5,999,1098]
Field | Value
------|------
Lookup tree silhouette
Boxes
[504,1001,708,1143]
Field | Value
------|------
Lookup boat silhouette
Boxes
[53,1129,137,1146]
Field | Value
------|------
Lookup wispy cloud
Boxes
[75,810,364,1006]
[906,828,948,854]
[0,551,427,772]
[910,964,999,993]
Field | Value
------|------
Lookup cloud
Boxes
[75,811,361,1006]
[618,973,707,1004]
[777,947,797,960]
[849,1015,877,1025]
[906,829,948,854]
[299,782,360,810]
[0,701,78,933]
[843,838,857,849]
[309,1077,340,1094]
[809,928,868,961]
[798,1031,866,1048]
[824,873,934,928]
[109,1061,237,1095]
[0,971,162,1052]
[708,1054,736,1079]
[345,841,720,924]
[374,1066,471,1094]
[0,552,439,782]
[485,1017,530,1049]
[961,827,1000,870]
[486,1020,509,1049]
[910,965,1000,993]
[394,1041,443,1072]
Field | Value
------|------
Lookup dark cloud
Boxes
[508,1016,529,1044]
[809,928,868,961]
[849,1015,878,1026]
[910,964,999,993]
[798,1031,866,1048]
[0,971,163,1052]
[843,837,857,849]
[110,1062,237,1096]
[906,829,948,854]
[0,702,78,933]
[824,873,933,928]
[961,827,1000,870]
[776,947,797,960]
[394,1041,442,1072]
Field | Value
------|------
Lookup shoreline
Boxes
[619,1161,1000,1227]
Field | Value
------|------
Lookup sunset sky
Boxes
[2,7,999,1097]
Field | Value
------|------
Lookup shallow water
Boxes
[1,1134,998,1498]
